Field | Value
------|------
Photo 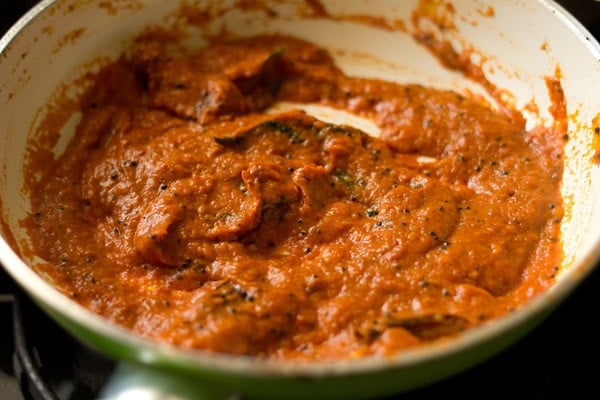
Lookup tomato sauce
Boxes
[23,34,564,360]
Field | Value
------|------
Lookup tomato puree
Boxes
[23,35,564,360]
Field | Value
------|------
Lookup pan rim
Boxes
[1,0,600,380]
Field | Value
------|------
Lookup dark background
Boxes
[1,1,600,399]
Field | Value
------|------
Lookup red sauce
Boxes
[23,34,563,360]
[591,113,600,163]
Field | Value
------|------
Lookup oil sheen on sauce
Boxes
[23,34,564,360]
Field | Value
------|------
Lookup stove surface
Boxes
[1,1,600,399]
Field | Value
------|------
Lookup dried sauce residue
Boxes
[53,27,87,54]
[97,0,143,15]
[592,113,600,163]
[477,6,495,18]
[546,67,567,131]
[413,0,456,30]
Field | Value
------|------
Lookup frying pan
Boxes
[1,1,600,399]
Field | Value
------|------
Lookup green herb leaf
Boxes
[262,120,304,144]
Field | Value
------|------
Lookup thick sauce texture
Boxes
[25,35,564,360]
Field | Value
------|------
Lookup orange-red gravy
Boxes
[23,35,563,360]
